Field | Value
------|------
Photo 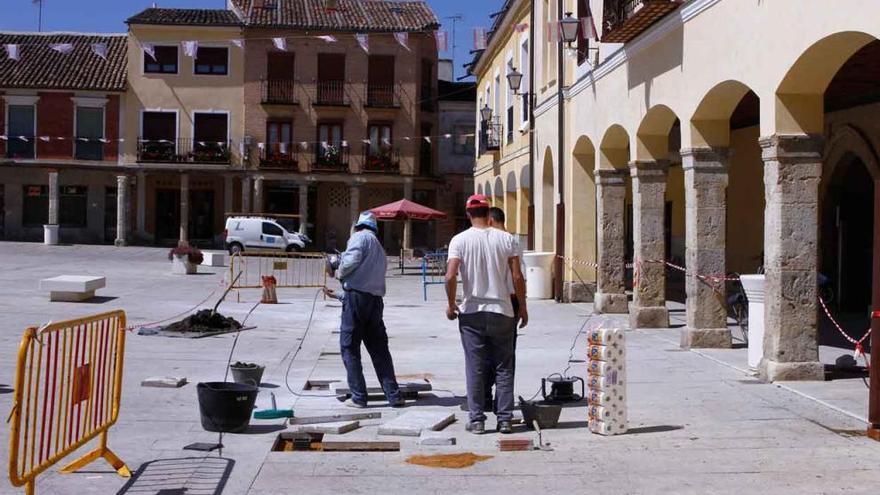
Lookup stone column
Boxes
[179,173,189,246]
[136,171,146,239]
[681,148,730,348]
[223,175,233,217]
[759,135,824,381]
[115,175,129,247]
[44,170,60,245]
[241,177,251,214]
[629,160,670,328]
[595,169,629,314]
[349,183,361,225]
[47,170,59,225]
[298,183,309,234]
[253,176,264,214]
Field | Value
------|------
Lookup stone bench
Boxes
[201,252,226,267]
[40,275,106,302]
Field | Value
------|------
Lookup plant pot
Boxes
[197,382,258,433]
[229,363,265,387]
[172,254,197,275]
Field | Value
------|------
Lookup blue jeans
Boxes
[340,290,401,404]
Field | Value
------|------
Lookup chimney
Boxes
[438,59,454,82]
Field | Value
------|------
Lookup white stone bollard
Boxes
[740,275,766,370]
[587,327,628,436]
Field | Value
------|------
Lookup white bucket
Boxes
[43,224,59,245]
[523,251,555,300]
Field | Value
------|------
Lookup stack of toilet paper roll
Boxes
[586,327,627,436]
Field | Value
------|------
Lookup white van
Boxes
[224,216,310,254]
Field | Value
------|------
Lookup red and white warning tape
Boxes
[818,295,872,368]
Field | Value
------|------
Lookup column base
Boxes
[563,281,595,303]
[758,359,825,382]
[680,327,732,349]
[114,239,126,247]
[630,305,669,329]
[868,427,880,442]
[594,292,628,314]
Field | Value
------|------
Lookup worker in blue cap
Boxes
[324,211,404,408]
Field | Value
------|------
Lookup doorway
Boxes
[155,189,180,244]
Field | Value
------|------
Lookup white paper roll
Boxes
[587,344,624,362]
[588,389,626,406]
[588,360,625,377]
[589,419,628,436]
[587,328,625,345]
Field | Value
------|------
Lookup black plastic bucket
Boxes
[230,364,265,387]
[197,382,258,433]
[519,397,563,429]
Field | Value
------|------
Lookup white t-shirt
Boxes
[448,226,517,317]
[507,236,526,295]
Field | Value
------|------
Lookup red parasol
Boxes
[370,199,447,221]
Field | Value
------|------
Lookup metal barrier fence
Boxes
[421,251,448,301]
[229,251,327,290]
[8,310,130,494]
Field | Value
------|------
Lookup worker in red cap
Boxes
[445,194,528,435]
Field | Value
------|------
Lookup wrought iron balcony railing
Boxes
[365,83,400,108]
[311,144,350,172]
[137,138,231,164]
[362,145,401,173]
[603,0,683,43]
[261,79,299,105]
[259,143,299,170]
[314,80,350,106]
[479,118,502,154]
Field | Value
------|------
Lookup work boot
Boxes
[344,398,367,409]
[465,420,485,435]
[389,397,406,408]
[497,420,513,434]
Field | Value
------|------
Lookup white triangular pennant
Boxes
[231,39,244,49]
[272,37,287,51]
[434,31,448,52]
[91,42,107,60]
[316,35,337,43]
[182,40,198,58]
[394,32,410,51]
[50,43,74,54]
[5,44,20,61]
[355,33,369,53]
[142,42,155,60]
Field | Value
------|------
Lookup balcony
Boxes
[479,118,502,155]
[5,137,35,159]
[313,81,350,107]
[602,0,684,44]
[261,79,299,105]
[137,138,231,164]
[365,84,401,108]
[311,144,350,172]
[259,143,299,170]
[363,146,401,173]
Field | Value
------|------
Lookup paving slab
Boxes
[291,420,360,434]
[378,411,456,436]
[140,376,188,388]
[417,431,456,446]
[329,381,433,395]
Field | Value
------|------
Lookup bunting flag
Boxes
[473,28,487,50]
[300,142,308,150]
[272,37,287,51]
[39,136,50,142]
[5,44,20,61]
[355,33,369,53]
[231,39,244,49]
[423,136,431,144]
[394,32,410,51]
[321,141,329,150]
[142,42,156,60]
[182,40,198,58]
[514,23,529,33]
[279,142,288,153]
[0,136,7,141]
[91,42,107,60]
[434,30,448,52]
[50,43,74,54]
[316,35,338,43]
[582,11,598,40]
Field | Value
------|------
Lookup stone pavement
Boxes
[0,243,876,494]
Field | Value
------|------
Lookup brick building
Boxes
[0,33,127,243]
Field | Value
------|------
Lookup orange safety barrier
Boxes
[8,310,130,494]
[229,250,327,290]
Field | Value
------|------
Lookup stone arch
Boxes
[541,147,555,251]
[776,31,878,134]
[518,164,531,238]
[493,175,504,210]
[691,80,758,148]
[569,135,598,299]
[505,171,519,233]
[636,104,680,161]
[477,183,484,195]
[484,181,492,199]
[823,123,880,187]
[599,124,630,170]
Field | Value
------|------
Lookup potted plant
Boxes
[168,245,204,274]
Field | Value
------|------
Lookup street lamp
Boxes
[506,67,523,95]
[480,103,493,123]
[559,12,580,47]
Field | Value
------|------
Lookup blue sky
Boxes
[0,0,495,79]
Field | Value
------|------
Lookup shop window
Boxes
[22,185,48,227]
[60,186,88,228]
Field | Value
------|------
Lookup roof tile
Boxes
[126,8,243,27]
[232,0,439,32]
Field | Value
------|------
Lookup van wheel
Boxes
[229,242,244,255]
[285,245,300,253]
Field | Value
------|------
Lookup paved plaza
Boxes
[0,243,877,494]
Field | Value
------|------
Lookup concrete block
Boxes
[378,411,456,437]
[330,381,432,396]
[40,275,105,301]
[594,292,629,314]
[417,431,456,446]
[291,420,360,435]
[202,252,226,267]
[141,376,188,388]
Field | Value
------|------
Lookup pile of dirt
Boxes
[165,309,242,334]
[405,453,493,469]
